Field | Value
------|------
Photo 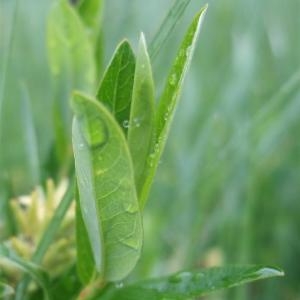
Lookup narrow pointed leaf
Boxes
[0,244,50,300]
[128,33,155,205]
[72,92,143,281]
[0,281,14,298]
[101,265,284,300]
[140,6,208,208]
[96,40,136,131]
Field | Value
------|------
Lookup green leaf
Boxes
[0,281,14,298]
[77,0,103,45]
[72,92,143,282]
[47,0,96,166]
[96,40,136,131]
[128,33,155,205]
[76,190,96,284]
[101,265,284,300]
[0,244,50,300]
[140,6,208,208]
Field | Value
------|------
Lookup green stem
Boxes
[15,177,75,300]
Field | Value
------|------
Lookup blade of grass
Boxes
[149,0,192,60]
[0,0,19,143]
[0,244,50,300]
[0,281,14,298]
[15,177,75,299]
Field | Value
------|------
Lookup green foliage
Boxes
[100,266,283,300]
[72,93,143,281]
[0,0,293,299]
[0,244,50,299]
[96,40,136,130]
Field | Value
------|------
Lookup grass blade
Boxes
[0,244,50,300]
[149,0,192,60]
[0,281,14,298]
[96,40,136,131]
[128,33,155,205]
[15,178,74,299]
[72,92,143,281]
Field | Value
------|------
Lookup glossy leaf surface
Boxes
[140,6,207,208]
[101,265,284,300]
[128,33,155,205]
[96,40,136,131]
[72,92,143,281]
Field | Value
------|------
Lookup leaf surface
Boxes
[72,92,143,281]
[128,34,155,204]
[48,0,96,166]
[96,40,136,131]
[101,265,284,300]
[140,6,208,208]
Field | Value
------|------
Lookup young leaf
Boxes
[0,244,50,300]
[77,0,103,45]
[128,33,155,203]
[140,6,208,208]
[96,40,136,130]
[0,281,14,298]
[101,265,284,300]
[72,92,143,282]
[47,0,96,167]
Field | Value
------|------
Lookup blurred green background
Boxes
[1,0,300,299]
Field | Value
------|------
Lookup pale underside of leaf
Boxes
[72,93,143,281]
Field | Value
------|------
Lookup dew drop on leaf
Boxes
[123,120,130,128]
[169,73,177,86]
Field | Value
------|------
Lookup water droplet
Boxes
[122,120,130,128]
[79,143,84,149]
[125,202,138,214]
[164,112,169,121]
[154,143,159,153]
[186,45,192,57]
[133,117,141,128]
[169,73,177,86]
[115,282,124,289]
[169,272,192,283]
[147,153,155,167]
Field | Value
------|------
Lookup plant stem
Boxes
[15,177,75,299]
